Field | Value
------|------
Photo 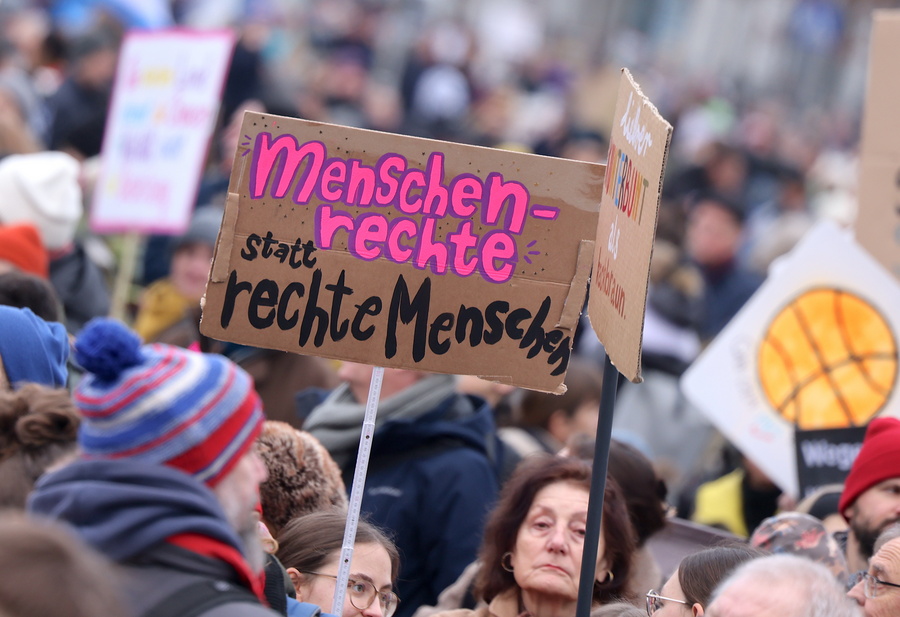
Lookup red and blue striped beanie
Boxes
[73,318,264,487]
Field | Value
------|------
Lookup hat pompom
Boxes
[75,318,143,382]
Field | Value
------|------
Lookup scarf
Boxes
[304,373,458,467]
[29,459,266,601]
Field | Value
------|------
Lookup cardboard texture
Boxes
[856,10,900,281]
[681,221,900,497]
[587,69,673,383]
[200,112,602,393]
[91,29,235,234]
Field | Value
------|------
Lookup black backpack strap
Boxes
[143,579,262,617]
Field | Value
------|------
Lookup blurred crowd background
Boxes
[0,0,886,275]
[0,0,897,547]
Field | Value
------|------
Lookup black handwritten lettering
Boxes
[429,312,454,355]
[240,230,319,270]
[277,282,305,329]
[302,240,318,267]
[221,270,252,328]
[385,275,431,361]
[543,329,563,352]
[352,296,382,340]
[299,270,329,347]
[217,269,571,376]
[505,308,531,339]
[249,279,278,328]
[455,305,484,346]
[273,243,289,262]
[484,301,509,344]
[548,336,571,376]
[325,271,353,341]
[242,234,261,260]
[288,240,306,268]
[520,296,551,358]
[261,231,279,258]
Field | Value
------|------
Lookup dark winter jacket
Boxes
[697,260,764,341]
[308,386,501,617]
[28,459,280,617]
[49,242,111,333]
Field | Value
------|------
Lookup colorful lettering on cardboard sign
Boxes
[245,132,560,284]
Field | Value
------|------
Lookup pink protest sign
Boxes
[201,112,602,393]
[91,29,234,234]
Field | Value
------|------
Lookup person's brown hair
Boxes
[475,455,636,605]
[276,510,401,583]
[0,512,127,617]
[0,270,61,323]
[567,438,668,548]
[678,544,765,608]
[518,359,602,430]
[257,421,348,536]
[0,384,79,508]
[607,440,668,546]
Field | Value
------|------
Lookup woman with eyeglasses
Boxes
[644,545,764,616]
[277,511,401,617]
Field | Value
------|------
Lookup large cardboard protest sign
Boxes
[681,221,900,497]
[200,112,601,393]
[856,10,900,281]
[91,29,234,234]
[587,69,672,383]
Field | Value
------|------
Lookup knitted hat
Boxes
[839,417,900,516]
[0,223,48,278]
[73,318,264,486]
[257,421,347,534]
[0,306,68,389]
[0,152,82,251]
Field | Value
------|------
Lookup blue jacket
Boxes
[698,261,764,340]
[350,393,500,617]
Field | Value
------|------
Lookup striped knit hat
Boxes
[73,318,264,486]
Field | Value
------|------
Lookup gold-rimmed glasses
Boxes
[300,572,400,617]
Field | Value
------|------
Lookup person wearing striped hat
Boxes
[28,318,281,617]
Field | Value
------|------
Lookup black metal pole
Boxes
[575,353,620,617]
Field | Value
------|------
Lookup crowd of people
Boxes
[0,0,893,616]
[5,321,900,617]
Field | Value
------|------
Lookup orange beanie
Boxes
[0,223,49,278]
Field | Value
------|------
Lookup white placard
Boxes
[681,221,900,497]
[91,29,235,234]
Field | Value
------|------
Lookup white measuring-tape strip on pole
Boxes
[332,365,384,615]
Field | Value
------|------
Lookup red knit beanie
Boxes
[0,223,48,279]
[839,417,900,518]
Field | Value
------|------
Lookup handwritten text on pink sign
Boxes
[247,132,560,284]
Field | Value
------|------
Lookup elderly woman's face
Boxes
[510,481,606,602]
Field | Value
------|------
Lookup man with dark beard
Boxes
[28,318,280,617]
[838,418,900,574]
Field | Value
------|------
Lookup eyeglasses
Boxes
[850,570,900,599]
[300,572,400,617]
[646,590,689,616]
